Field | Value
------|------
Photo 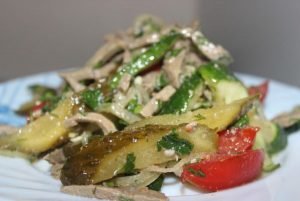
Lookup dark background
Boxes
[1,0,299,86]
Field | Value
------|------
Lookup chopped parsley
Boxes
[42,96,61,113]
[233,115,249,128]
[81,89,103,110]
[148,174,164,191]
[123,153,136,174]
[126,96,142,114]
[187,167,206,177]
[157,130,193,156]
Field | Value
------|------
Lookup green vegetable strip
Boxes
[159,71,203,115]
[81,89,103,110]
[233,115,249,128]
[199,62,237,85]
[109,32,180,90]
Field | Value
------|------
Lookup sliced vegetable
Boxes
[248,81,269,103]
[81,89,103,110]
[251,115,287,155]
[199,63,248,104]
[128,96,255,132]
[267,124,287,154]
[61,124,217,185]
[159,71,203,114]
[218,127,258,154]
[233,115,249,128]
[107,171,161,188]
[0,98,74,154]
[181,150,264,191]
[109,32,180,90]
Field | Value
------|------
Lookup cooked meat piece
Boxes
[51,163,63,180]
[162,49,186,88]
[153,85,176,101]
[95,186,168,201]
[140,85,175,117]
[118,73,132,92]
[62,76,85,92]
[64,113,117,135]
[44,148,65,164]
[85,38,126,69]
[141,71,160,93]
[129,33,160,49]
[60,62,117,92]
[272,106,300,127]
[61,185,96,198]
[123,49,132,63]
[62,185,168,201]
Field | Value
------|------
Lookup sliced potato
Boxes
[61,124,217,185]
[127,96,255,131]
[0,98,74,155]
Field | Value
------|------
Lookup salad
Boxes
[0,15,296,201]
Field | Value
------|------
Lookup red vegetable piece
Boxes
[218,127,259,154]
[181,150,264,191]
[248,80,269,103]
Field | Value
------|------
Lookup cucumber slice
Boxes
[267,124,288,154]
[253,126,280,172]
[159,71,203,114]
[199,63,248,104]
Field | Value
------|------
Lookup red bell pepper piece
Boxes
[181,150,264,191]
[248,80,269,103]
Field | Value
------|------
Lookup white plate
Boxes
[0,72,300,201]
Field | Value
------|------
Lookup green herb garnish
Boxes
[157,130,193,155]
[187,167,206,177]
[123,153,136,174]
[126,96,142,114]
[81,89,103,110]
[148,174,164,191]
[233,115,249,128]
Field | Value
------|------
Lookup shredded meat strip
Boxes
[60,62,117,92]
[272,106,300,127]
[64,112,117,135]
[162,49,186,88]
[140,85,175,117]
[61,185,168,201]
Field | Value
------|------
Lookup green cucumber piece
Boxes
[199,63,248,104]
[159,71,203,114]
[253,128,280,172]
[109,32,180,90]
[267,124,288,155]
